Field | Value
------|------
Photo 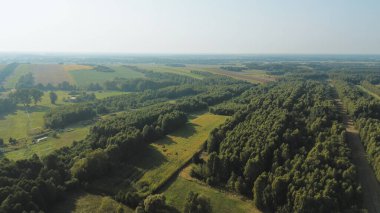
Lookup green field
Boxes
[163,176,260,213]
[188,64,276,83]
[135,64,276,83]
[3,125,89,160]
[0,90,127,160]
[88,113,227,195]
[135,64,205,79]
[52,192,133,213]
[134,112,227,193]
[69,65,145,87]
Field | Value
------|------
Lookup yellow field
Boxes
[63,64,94,71]
[30,64,74,84]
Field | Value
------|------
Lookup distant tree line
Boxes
[220,66,247,72]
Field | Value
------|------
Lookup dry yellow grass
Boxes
[63,64,94,71]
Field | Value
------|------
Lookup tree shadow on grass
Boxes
[153,122,199,147]
[169,123,199,139]
[50,191,84,213]
[129,145,168,170]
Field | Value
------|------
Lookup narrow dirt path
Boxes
[334,97,380,213]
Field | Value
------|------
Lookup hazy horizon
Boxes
[1,0,379,54]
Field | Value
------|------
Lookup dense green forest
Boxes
[190,80,362,212]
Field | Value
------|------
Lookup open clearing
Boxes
[0,90,127,141]
[0,91,126,160]
[133,112,227,193]
[52,192,133,213]
[69,65,145,87]
[3,125,89,161]
[89,113,227,195]
[163,175,260,213]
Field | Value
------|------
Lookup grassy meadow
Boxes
[3,125,89,160]
[163,176,260,213]
[0,90,127,160]
[52,192,133,213]
[133,112,227,193]
[69,65,145,87]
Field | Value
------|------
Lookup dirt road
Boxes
[335,98,380,213]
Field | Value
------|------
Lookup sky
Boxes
[0,0,379,54]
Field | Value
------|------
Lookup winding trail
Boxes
[334,95,380,213]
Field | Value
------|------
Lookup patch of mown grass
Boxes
[163,176,260,213]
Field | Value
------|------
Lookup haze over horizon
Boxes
[0,0,379,54]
